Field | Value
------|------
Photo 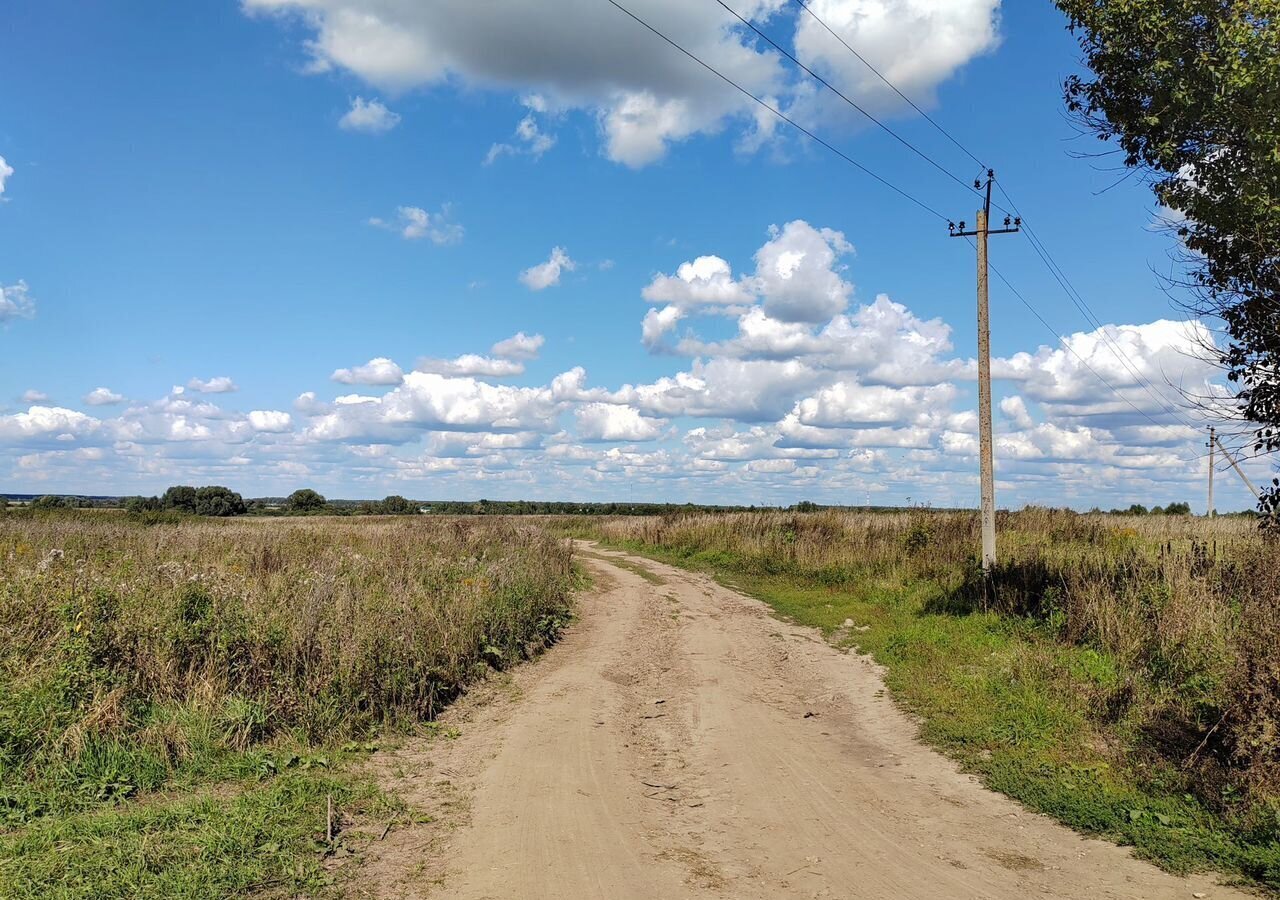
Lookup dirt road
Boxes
[355,544,1246,899]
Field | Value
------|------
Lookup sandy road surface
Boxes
[354,543,1246,900]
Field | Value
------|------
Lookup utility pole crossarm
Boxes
[947,170,1019,575]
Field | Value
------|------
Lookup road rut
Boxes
[355,543,1247,900]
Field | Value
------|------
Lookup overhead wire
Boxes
[712,0,983,198]
[994,182,1199,429]
[791,0,988,170]
[983,251,1204,463]
[610,0,1206,466]
[606,0,954,223]
[787,0,1203,436]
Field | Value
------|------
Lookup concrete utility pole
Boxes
[1206,425,1216,517]
[950,171,1019,574]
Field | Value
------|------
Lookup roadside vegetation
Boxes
[0,510,576,898]
[574,509,1280,889]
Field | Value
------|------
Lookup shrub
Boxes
[284,489,326,514]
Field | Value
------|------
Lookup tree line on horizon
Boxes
[2,490,1217,518]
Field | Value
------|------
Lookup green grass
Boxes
[602,538,1280,891]
[0,771,393,899]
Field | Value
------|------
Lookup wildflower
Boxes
[37,548,64,572]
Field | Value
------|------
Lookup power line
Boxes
[615,0,1202,467]
[982,249,1203,463]
[713,0,981,198]
[788,0,1198,431]
[792,0,987,171]
[605,0,952,223]
[993,182,1198,430]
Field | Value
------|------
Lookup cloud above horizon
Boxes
[242,0,1003,166]
[0,218,1246,510]
[339,96,401,133]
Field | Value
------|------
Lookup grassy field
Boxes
[0,511,577,898]
[571,509,1280,889]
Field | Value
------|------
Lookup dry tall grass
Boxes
[0,511,575,819]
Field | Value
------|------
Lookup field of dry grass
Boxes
[0,510,576,897]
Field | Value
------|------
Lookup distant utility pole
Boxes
[1206,426,1216,517]
[950,170,1020,574]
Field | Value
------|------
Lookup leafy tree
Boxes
[379,495,417,515]
[285,489,327,514]
[31,495,86,509]
[1055,1,1280,512]
[1166,501,1193,515]
[161,485,198,513]
[157,485,245,517]
[193,486,246,517]
[1127,503,1149,515]
[124,495,162,513]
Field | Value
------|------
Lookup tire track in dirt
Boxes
[351,543,1249,900]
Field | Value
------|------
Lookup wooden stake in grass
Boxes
[326,794,333,845]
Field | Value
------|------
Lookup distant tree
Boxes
[125,495,163,513]
[286,489,327,514]
[1165,501,1193,516]
[157,485,246,517]
[31,495,82,509]
[1151,505,1165,515]
[1126,504,1149,516]
[379,495,417,515]
[193,486,246,517]
[793,500,819,512]
[162,485,199,513]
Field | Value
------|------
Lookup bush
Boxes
[284,489,326,514]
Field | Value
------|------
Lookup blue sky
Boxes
[0,0,1260,509]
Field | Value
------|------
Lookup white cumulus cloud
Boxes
[84,387,125,406]
[187,376,239,394]
[243,0,1001,167]
[0,281,35,323]
[415,354,526,378]
[492,331,545,360]
[485,108,556,164]
[370,204,464,244]
[339,96,401,133]
[520,246,576,291]
[331,357,405,386]
[575,403,667,442]
[247,410,294,432]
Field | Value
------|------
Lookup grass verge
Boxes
[0,771,395,899]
